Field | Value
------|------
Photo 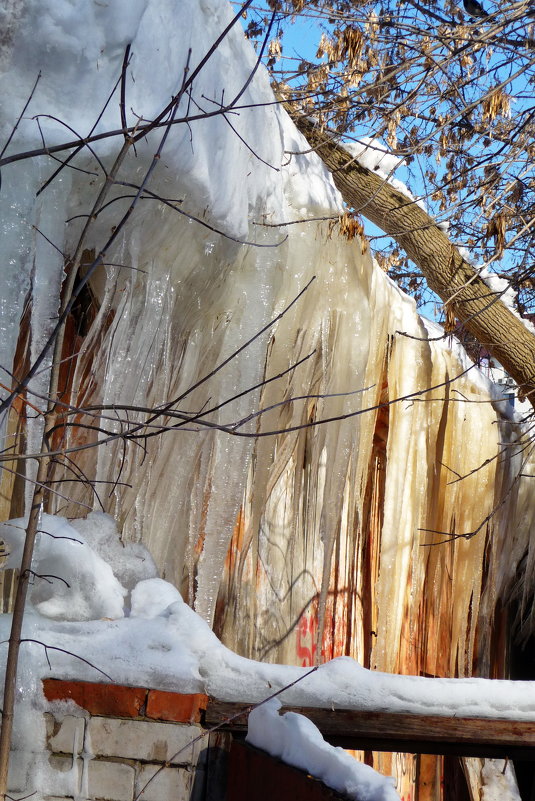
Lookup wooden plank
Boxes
[204,700,535,760]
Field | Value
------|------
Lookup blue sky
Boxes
[236,3,468,320]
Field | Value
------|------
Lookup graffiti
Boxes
[394,751,417,801]
[296,612,330,666]
[296,613,318,666]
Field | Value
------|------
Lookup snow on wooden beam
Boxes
[205,700,535,761]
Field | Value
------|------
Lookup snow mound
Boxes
[247,698,400,801]
[70,512,158,591]
[2,512,535,722]
[0,513,126,621]
[130,577,182,618]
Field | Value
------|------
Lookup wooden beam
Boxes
[205,700,535,761]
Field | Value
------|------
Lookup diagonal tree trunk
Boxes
[285,108,535,408]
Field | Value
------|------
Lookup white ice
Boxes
[0,498,531,801]
[480,760,521,801]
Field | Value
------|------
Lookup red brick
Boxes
[146,690,208,723]
[43,679,147,718]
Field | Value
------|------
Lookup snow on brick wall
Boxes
[39,681,223,801]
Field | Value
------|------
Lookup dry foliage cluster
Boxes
[246,0,535,315]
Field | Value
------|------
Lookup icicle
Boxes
[0,161,40,451]
[24,172,71,513]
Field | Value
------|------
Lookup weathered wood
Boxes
[205,699,535,760]
[228,739,350,801]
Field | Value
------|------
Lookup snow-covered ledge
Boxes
[40,680,220,801]
[1,513,532,801]
[2,514,535,722]
[37,678,529,801]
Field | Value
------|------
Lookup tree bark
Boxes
[285,109,535,408]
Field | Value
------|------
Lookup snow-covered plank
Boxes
[205,700,535,760]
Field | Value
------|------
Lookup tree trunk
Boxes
[285,109,535,408]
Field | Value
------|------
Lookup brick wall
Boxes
[37,679,362,801]
[41,680,230,801]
